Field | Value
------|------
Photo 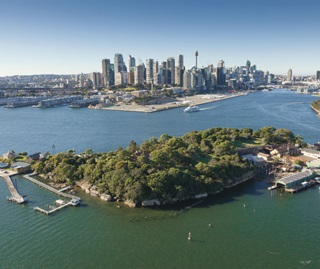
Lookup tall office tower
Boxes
[90,72,101,88]
[128,55,136,72]
[134,65,144,84]
[153,61,159,82]
[217,60,226,86]
[183,70,191,89]
[79,73,85,87]
[114,53,126,74]
[109,64,115,86]
[195,51,198,69]
[175,67,181,86]
[127,71,135,85]
[317,71,320,81]
[167,57,175,85]
[146,59,154,84]
[102,59,111,87]
[178,54,184,68]
[246,60,251,75]
[287,68,293,81]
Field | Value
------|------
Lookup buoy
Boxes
[243,204,246,207]
[208,224,212,227]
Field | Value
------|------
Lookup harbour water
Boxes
[1,89,320,268]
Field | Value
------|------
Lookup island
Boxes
[16,126,307,207]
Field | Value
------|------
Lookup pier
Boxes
[3,175,27,204]
[33,201,72,215]
[23,174,80,201]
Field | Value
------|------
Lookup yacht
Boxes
[184,105,200,113]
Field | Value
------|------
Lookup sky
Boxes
[0,0,319,76]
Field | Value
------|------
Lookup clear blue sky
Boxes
[0,0,319,76]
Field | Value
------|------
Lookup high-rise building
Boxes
[167,57,175,85]
[178,54,184,68]
[114,54,126,74]
[146,59,154,84]
[128,55,136,72]
[217,60,226,86]
[287,68,293,81]
[175,67,181,86]
[246,60,251,75]
[102,59,111,87]
[317,71,320,81]
[134,65,144,84]
[89,72,101,88]
[183,70,191,89]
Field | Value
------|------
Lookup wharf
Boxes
[3,175,27,204]
[285,180,317,193]
[23,174,80,201]
[34,202,72,215]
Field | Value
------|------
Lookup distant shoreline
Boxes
[89,93,249,113]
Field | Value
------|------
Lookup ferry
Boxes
[184,105,200,113]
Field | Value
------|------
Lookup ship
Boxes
[184,105,200,113]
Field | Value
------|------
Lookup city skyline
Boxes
[1,0,319,76]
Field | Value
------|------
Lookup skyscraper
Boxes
[317,71,320,81]
[128,55,136,72]
[102,59,111,87]
[114,53,126,74]
[195,51,198,69]
[178,54,184,68]
[146,59,154,84]
[217,60,226,86]
[287,68,293,81]
[167,57,175,85]
[134,65,144,84]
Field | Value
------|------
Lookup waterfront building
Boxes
[178,54,184,68]
[114,54,126,74]
[287,68,293,82]
[167,57,175,85]
[134,65,144,84]
[102,59,112,87]
[128,55,136,72]
[252,70,265,85]
[217,60,226,86]
[146,59,154,84]
[275,170,314,189]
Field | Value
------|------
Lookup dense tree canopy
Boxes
[33,127,303,204]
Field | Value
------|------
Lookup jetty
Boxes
[34,201,73,215]
[3,175,28,204]
[23,174,80,201]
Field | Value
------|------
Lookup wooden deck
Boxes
[33,202,72,215]
[23,174,80,201]
[3,175,27,204]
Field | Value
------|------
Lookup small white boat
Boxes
[70,198,80,206]
[184,105,200,113]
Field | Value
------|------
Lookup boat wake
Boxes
[199,105,220,111]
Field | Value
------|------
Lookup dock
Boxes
[3,175,28,204]
[33,202,72,215]
[23,174,80,201]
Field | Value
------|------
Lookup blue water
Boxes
[0,90,319,155]
[0,89,320,269]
